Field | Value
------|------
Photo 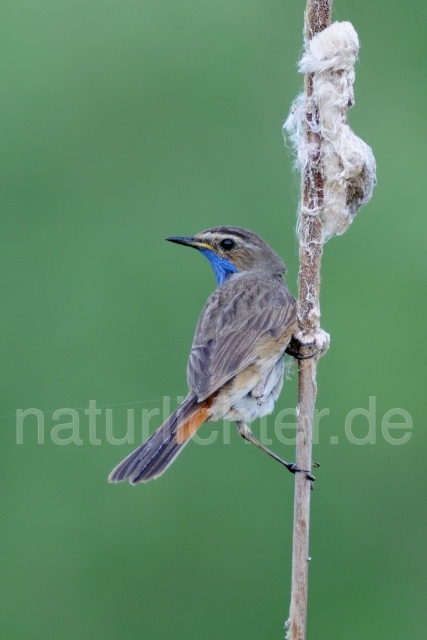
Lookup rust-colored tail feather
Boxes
[108,394,209,484]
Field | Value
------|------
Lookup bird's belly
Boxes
[208,356,285,424]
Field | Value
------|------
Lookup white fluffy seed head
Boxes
[299,21,359,74]
[284,21,377,241]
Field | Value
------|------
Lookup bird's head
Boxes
[166,226,287,285]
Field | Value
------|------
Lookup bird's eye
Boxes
[220,238,235,251]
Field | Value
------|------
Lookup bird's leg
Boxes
[235,421,315,482]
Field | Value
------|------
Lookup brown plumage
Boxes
[109,227,314,485]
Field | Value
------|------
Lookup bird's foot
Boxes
[286,462,316,483]
[235,421,319,488]
[285,336,317,360]
[286,461,320,489]
[286,329,330,360]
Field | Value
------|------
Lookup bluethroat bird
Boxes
[109,227,315,485]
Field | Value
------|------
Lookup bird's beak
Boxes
[166,236,212,250]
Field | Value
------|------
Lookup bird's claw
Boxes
[287,463,316,483]
[285,335,318,360]
[302,470,316,482]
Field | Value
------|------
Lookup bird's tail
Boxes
[108,393,210,484]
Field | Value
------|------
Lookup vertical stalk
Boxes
[287,2,333,639]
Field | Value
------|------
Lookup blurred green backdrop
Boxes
[1,1,425,638]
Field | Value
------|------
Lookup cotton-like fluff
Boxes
[285,21,376,241]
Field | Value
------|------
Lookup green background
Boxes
[1,1,425,638]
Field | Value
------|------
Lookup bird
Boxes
[109,226,315,485]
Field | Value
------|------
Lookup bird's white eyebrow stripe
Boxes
[201,232,246,243]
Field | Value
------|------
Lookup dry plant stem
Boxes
[287,1,333,639]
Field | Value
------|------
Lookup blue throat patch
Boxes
[199,249,238,285]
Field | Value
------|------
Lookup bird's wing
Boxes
[187,276,296,402]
